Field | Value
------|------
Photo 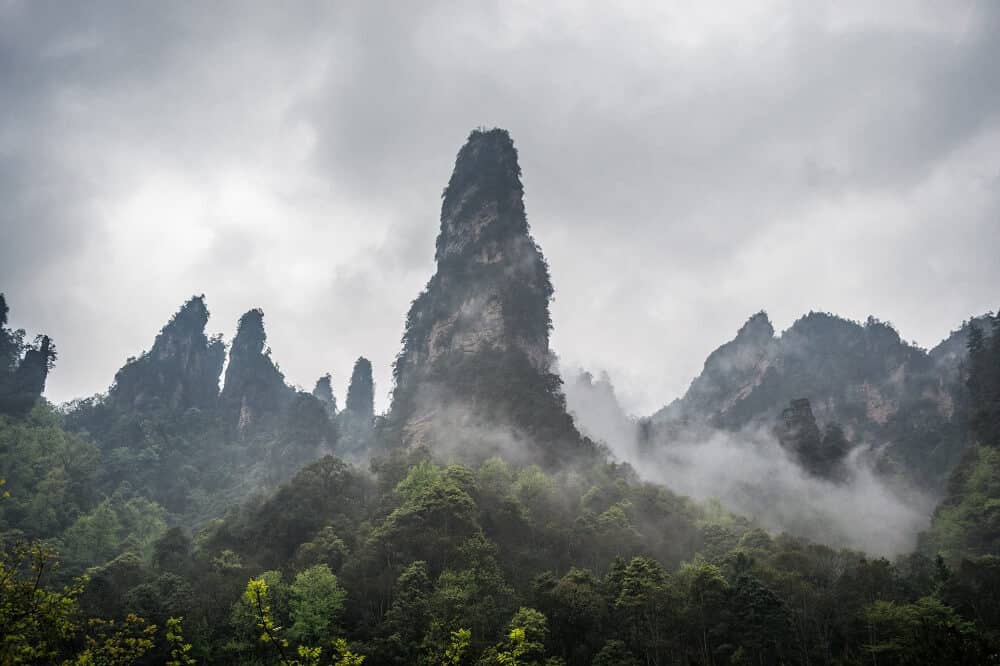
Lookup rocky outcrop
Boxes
[658,311,774,422]
[110,295,224,412]
[387,129,585,462]
[0,294,56,416]
[337,357,375,459]
[312,373,338,417]
[220,308,294,433]
[652,311,986,488]
[344,357,374,420]
[775,398,849,479]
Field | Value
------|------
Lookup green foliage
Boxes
[288,565,347,644]
[59,493,168,567]
[166,616,197,665]
[61,499,123,565]
[922,445,1000,560]
[444,627,472,665]
[69,614,158,666]
[242,575,363,666]
[864,596,989,664]
[0,405,99,538]
[494,608,549,666]
[967,313,1000,447]
[331,638,365,666]
[0,294,56,418]
[0,541,84,664]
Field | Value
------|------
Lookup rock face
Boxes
[111,296,225,412]
[388,129,583,462]
[312,373,337,417]
[337,357,375,459]
[220,308,294,433]
[774,398,848,479]
[345,357,374,420]
[658,311,774,422]
[0,294,56,417]
[653,311,981,488]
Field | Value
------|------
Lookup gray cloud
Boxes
[1,0,998,414]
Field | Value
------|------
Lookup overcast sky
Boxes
[2,1,998,415]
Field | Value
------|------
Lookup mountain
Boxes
[336,356,376,459]
[652,310,980,488]
[62,296,340,520]
[0,293,55,417]
[562,368,637,457]
[386,128,587,464]
[110,295,225,412]
[312,373,338,416]
[220,308,295,435]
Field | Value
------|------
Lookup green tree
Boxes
[864,596,989,665]
[288,564,347,644]
[165,617,196,666]
[614,557,675,665]
[0,541,85,664]
[495,608,549,665]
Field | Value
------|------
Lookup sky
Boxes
[1,1,998,415]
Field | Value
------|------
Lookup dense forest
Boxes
[2,129,999,665]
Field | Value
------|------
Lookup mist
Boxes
[563,368,936,556]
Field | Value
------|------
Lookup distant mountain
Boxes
[386,129,589,465]
[652,311,986,488]
[562,369,637,457]
[64,297,342,519]
[0,293,55,417]
[220,308,295,435]
[110,295,225,413]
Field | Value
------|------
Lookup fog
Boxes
[563,368,935,556]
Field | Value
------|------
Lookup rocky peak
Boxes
[737,311,775,343]
[0,294,56,416]
[395,129,553,385]
[111,295,225,411]
[337,357,376,459]
[221,308,293,431]
[312,373,337,416]
[436,128,527,263]
[663,311,775,420]
[345,357,374,419]
[388,129,583,461]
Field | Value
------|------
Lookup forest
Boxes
[2,128,999,666]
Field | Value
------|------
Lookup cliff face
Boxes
[220,308,294,433]
[0,294,56,416]
[658,312,774,422]
[111,296,225,412]
[654,311,980,488]
[336,357,375,459]
[312,374,337,417]
[388,129,583,462]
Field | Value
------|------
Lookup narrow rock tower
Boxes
[388,129,584,462]
[111,295,225,411]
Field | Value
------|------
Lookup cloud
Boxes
[563,367,934,555]
[0,0,998,414]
